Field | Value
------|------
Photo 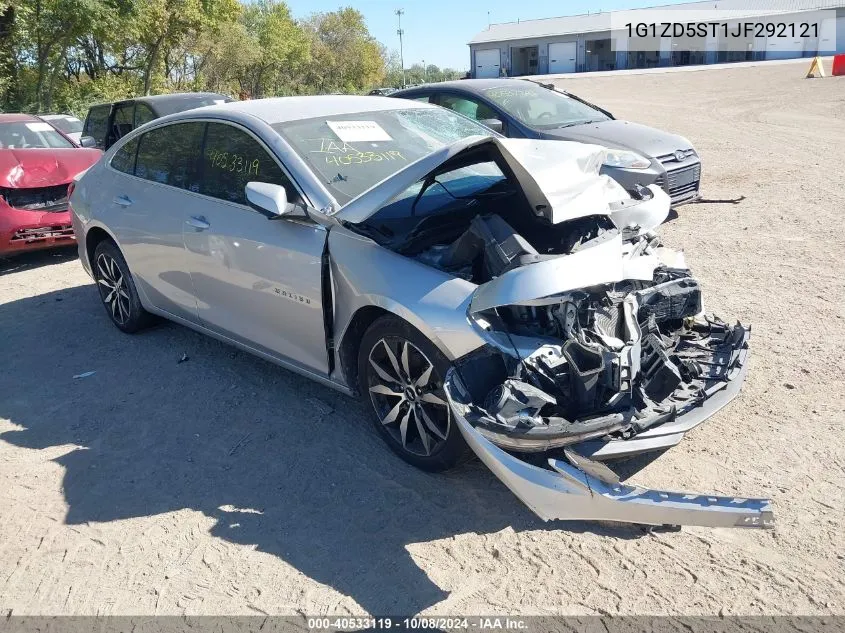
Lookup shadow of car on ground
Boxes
[0,276,658,614]
[0,246,78,276]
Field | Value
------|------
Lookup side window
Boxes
[134,104,156,128]
[199,123,297,206]
[112,105,134,141]
[83,106,110,148]
[410,94,433,103]
[439,94,497,121]
[135,122,205,190]
[111,137,139,175]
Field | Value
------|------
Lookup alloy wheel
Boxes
[367,337,450,457]
[96,252,131,326]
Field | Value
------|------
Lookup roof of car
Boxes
[186,94,437,125]
[0,113,40,123]
[394,78,541,96]
[87,92,232,115]
[38,113,80,120]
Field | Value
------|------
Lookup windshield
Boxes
[273,108,495,204]
[0,121,76,149]
[43,116,83,135]
[482,83,610,129]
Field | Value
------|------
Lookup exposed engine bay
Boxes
[342,136,768,528]
[354,167,747,455]
[452,250,748,453]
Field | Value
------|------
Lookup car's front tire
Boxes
[358,315,469,472]
[92,240,152,333]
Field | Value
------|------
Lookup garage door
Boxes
[765,31,803,60]
[819,17,844,54]
[548,42,577,74]
[475,48,500,78]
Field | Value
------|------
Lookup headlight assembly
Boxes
[603,148,651,170]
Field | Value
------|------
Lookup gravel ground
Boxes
[1,61,844,617]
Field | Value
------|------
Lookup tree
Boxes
[237,0,308,98]
[13,0,98,110]
[299,7,385,94]
[134,0,239,95]
[1,0,402,114]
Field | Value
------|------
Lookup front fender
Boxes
[329,226,487,368]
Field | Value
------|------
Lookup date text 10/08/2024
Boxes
[307,617,529,630]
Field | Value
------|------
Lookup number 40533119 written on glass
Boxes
[208,148,260,176]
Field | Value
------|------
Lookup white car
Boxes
[38,114,84,144]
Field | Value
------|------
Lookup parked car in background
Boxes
[0,114,101,256]
[81,92,234,151]
[368,87,397,96]
[393,79,701,206]
[38,113,84,144]
[69,95,771,529]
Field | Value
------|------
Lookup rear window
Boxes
[83,105,110,148]
[45,116,83,135]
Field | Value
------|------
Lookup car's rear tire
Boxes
[358,315,470,472]
[92,240,152,334]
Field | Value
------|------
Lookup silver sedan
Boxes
[70,96,773,528]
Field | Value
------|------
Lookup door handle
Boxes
[113,195,133,207]
[185,215,211,231]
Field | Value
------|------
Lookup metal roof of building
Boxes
[469,0,844,44]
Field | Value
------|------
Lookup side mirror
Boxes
[245,181,292,218]
[79,135,97,148]
[479,118,503,134]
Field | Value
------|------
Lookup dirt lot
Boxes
[1,61,844,617]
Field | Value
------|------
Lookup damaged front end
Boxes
[455,254,751,457]
[343,137,772,527]
[442,231,771,528]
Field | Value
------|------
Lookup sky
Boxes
[284,0,692,70]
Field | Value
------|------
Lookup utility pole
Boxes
[422,59,426,82]
[395,9,406,88]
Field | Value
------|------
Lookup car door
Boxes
[103,121,205,322]
[82,104,111,149]
[182,121,329,374]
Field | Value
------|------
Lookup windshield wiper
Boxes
[555,121,590,128]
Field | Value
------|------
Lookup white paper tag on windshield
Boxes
[327,120,392,143]
[25,122,54,132]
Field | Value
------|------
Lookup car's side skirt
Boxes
[146,305,355,397]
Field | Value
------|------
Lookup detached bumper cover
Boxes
[445,371,774,528]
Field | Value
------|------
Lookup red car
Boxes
[0,113,102,256]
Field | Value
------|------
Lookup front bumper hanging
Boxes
[445,372,774,529]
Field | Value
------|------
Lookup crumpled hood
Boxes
[0,148,102,188]
[469,232,681,315]
[541,119,692,158]
[335,136,669,227]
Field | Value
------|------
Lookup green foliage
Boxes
[0,0,467,116]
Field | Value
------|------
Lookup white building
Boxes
[468,0,845,77]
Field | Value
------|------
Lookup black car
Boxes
[81,92,234,151]
[392,79,701,205]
